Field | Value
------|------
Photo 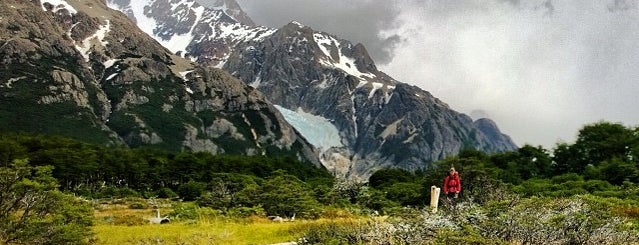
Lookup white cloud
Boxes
[379,0,639,148]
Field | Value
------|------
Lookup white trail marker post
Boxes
[430,186,440,213]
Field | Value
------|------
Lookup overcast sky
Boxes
[234,0,639,149]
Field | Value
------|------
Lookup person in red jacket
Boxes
[443,167,461,199]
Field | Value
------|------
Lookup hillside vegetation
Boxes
[1,121,639,244]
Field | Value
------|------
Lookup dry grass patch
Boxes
[92,199,364,244]
[94,220,306,245]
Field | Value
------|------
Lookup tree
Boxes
[368,168,416,189]
[258,172,320,218]
[384,182,423,206]
[517,145,553,178]
[0,136,27,166]
[552,142,583,174]
[197,173,260,209]
[599,157,639,185]
[177,181,206,201]
[574,122,635,166]
[0,159,94,244]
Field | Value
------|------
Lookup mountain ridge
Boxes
[106,0,517,178]
[0,0,321,166]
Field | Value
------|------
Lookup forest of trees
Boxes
[1,121,639,244]
[369,121,639,207]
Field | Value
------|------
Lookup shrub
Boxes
[97,186,141,198]
[128,202,149,209]
[356,187,399,212]
[177,181,206,201]
[226,206,266,219]
[299,195,639,245]
[297,220,368,245]
[155,187,178,199]
[320,206,356,219]
[0,160,95,244]
[258,173,321,218]
[168,202,199,221]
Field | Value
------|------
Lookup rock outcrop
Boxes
[0,0,320,166]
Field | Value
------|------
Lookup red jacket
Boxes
[443,172,461,193]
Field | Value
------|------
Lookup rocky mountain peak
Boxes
[107,0,275,66]
[109,1,518,179]
[195,0,255,26]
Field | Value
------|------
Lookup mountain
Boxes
[0,0,320,166]
[107,0,518,178]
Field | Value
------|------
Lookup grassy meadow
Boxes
[94,221,300,245]
[91,199,357,245]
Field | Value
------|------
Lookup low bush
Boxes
[128,202,149,209]
[168,203,200,221]
[155,188,178,199]
[298,195,639,245]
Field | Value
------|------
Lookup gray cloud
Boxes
[608,0,636,11]
[233,0,404,64]
[378,0,639,148]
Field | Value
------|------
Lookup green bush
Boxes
[297,220,368,245]
[0,160,95,244]
[258,173,321,218]
[177,181,206,201]
[356,188,399,212]
[383,182,423,206]
[299,195,639,245]
[226,206,266,218]
[168,202,199,221]
[155,187,178,199]
[96,186,141,198]
[128,202,149,209]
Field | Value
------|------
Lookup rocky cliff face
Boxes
[108,0,517,178]
[0,0,320,165]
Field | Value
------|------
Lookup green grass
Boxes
[94,221,302,245]
[91,200,359,245]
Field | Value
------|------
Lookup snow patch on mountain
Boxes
[217,23,273,41]
[274,105,343,154]
[178,70,195,94]
[75,20,111,62]
[179,71,193,80]
[112,0,203,54]
[313,33,376,81]
[125,0,157,35]
[106,73,118,81]
[385,86,395,104]
[250,71,262,88]
[369,82,384,98]
[313,33,334,59]
[107,0,275,62]
[170,0,196,11]
[41,0,77,14]
[103,59,119,69]
[162,5,205,54]
[356,81,396,103]
[291,21,305,28]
